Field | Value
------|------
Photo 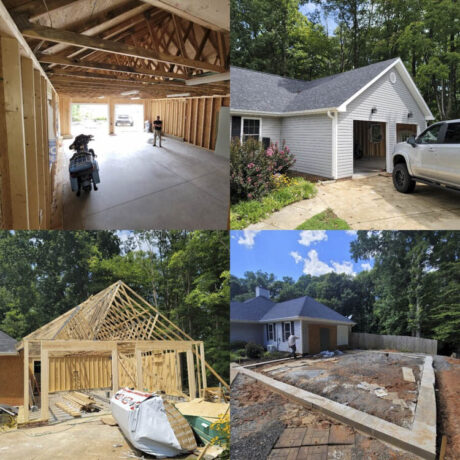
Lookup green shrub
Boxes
[245,342,264,359]
[230,139,296,203]
[230,340,247,350]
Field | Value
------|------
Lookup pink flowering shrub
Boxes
[230,139,296,203]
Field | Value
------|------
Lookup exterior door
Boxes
[319,328,330,351]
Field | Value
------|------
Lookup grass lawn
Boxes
[296,208,350,230]
[230,179,316,229]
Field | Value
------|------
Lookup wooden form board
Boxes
[149,95,229,150]
[0,35,58,230]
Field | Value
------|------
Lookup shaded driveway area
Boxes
[58,133,229,229]
[247,175,460,230]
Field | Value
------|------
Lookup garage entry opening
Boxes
[353,120,387,174]
[71,104,108,137]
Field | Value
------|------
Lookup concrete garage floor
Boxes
[59,133,229,229]
[258,351,423,428]
[247,175,460,230]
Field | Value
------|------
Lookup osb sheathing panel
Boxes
[48,355,112,392]
[150,95,229,151]
[308,324,337,355]
[0,354,23,405]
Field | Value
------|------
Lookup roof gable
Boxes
[231,58,433,119]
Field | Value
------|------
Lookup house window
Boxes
[241,118,261,142]
[283,322,294,341]
[267,323,275,341]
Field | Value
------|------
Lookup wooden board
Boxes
[175,400,229,420]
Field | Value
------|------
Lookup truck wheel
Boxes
[393,163,416,193]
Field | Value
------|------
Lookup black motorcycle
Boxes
[69,134,100,196]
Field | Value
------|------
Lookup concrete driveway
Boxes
[247,174,460,230]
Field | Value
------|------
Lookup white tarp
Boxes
[110,388,185,458]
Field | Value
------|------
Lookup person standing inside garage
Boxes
[153,115,163,147]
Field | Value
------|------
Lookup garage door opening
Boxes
[71,104,108,137]
[114,104,144,134]
[396,123,417,143]
[353,120,387,175]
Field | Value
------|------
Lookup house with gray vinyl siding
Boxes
[231,58,434,179]
[230,287,356,355]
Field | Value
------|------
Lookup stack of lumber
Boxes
[175,398,229,422]
[56,392,99,418]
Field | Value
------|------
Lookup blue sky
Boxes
[300,2,338,35]
[231,231,373,279]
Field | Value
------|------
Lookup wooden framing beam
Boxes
[11,0,78,18]
[23,341,29,422]
[112,347,119,392]
[21,56,39,229]
[135,348,143,389]
[199,342,207,390]
[38,54,188,80]
[140,0,229,32]
[19,21,225,72]
[0,36,29,229]
[40,76,50,228]
[40,346,49,421]
[186,349,197,399]
[33,69,45,227]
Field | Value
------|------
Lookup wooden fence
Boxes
[351,332,437,355]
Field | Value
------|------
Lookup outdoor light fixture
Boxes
[166,93,191,98]
[120,90,139,96]
[371,107,378,114]
[408,112,413,118]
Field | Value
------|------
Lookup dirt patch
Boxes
[257,351,423,428]
[231,373,419,459]
[435,356,460,459]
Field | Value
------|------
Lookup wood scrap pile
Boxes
[56,391,100,418]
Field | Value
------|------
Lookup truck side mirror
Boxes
[407,135,417,148]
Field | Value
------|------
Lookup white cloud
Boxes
[361,262,372,271]
[292,249,356,277]
[331,261,355,276]
[237,230,260,249]
[290,251,303,264]
[303,249,335,276]
[298,230,327,247]
[345,230,357,236]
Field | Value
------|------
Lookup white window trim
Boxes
[267,323,275,341]
[241,116,262,142]
[283,321,292,342]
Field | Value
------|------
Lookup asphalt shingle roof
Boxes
[231,295,353,324]
[231,296,275,321]
[0,330,17,353]
[231,58,399,113]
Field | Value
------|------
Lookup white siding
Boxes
[230,323,264,345]
[281,115,333,178]
[261,117,282,146]
[337,68,427,178]
[266,321,301,352]
[337,325,349,346]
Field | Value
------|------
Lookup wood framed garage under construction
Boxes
[0,0,230,230]
[16,280,228,423]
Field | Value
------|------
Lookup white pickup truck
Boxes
[392,119,460,193]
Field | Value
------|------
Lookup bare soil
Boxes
[231,373,419,459]
[257,351,423,428]
[434,356,460,460]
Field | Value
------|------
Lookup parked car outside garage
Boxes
[115,114,134,127]
[392,120,460,193]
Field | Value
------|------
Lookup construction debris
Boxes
[111,388,197,458]
[101,415,117,426]
[402,367,416,382]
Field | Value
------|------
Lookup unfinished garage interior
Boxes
[0,0,230,230]
[6,281,228,424]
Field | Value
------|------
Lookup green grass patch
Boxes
[296,208,350,230]
[230,179,316,229]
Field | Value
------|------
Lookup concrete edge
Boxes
[235,360,436,460]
